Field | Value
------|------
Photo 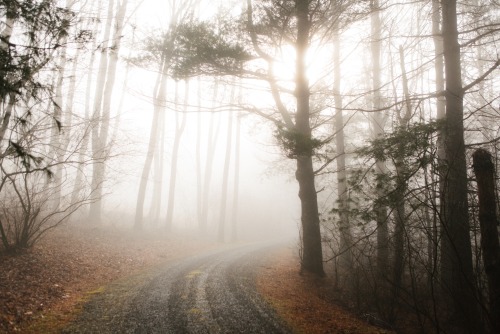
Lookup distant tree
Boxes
[369,0,389,279]
[134,45,168,230]
[231,110,242,242]
[199,80,221,233]
[164,80,188,230]
[218,83,236,242]
[133,0,198,229]
[89,0,129,223]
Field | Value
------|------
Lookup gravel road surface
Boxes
[62,241,292,334]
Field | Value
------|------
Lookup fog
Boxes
[1,0,499,332]
[106,86,301,239]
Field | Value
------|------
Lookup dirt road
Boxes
[62,241,291,334]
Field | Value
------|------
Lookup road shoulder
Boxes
[257,247,393,334]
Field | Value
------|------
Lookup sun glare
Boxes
[271,40,363,90]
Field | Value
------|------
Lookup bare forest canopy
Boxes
[0,0,499,333]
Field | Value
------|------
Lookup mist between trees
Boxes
[1,0,499,333]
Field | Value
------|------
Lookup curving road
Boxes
[62,241,291,334]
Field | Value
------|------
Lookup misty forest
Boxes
[1,0,499,333]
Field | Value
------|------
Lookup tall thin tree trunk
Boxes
[295,0,323,276]
[134,58,167,230]
[200,80,221,233]
[231,103,242,242]
[196,77,203,230]
[371,0,389,277]
[47,0,77,210]
[165,80,188,230]
[148,108,165,225]
[71,0,101,206]
[440,0,482,332]
[49,44,67,210]
[217,86,235,242]
[333,21,352,284]
[89,0,128,223]
[88,0,115,223]
[391,45,412,303]
[230,117,241,242]
[431,0,445,281]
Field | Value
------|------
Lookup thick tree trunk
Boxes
[295,0,323,276]
[472,149,500,334]
[440,1,482,332]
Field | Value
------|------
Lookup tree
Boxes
[0,0,94,252]
[199,80,221,233]
[164,80,188,230]
[293,0,324,275]
[1,0,71,143]
[440,0,482,331]
[332,21,352,284]
[133,0,197,230]
[369,0,389,278]
[134,51,168,230]
[171,0,330,274]
[472,148,500,334]
[231,111,242,242]
[0,121,94,252]
[217,84,236,242]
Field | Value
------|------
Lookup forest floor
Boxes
[0,222,389,333]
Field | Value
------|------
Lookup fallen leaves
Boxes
[256,248,394,334]
[0,223,214,333]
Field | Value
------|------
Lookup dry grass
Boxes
[257,248,393,334]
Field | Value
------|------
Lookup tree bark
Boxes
[472,148,500,334]
[295,0,324,276]
[440,0,482,332]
